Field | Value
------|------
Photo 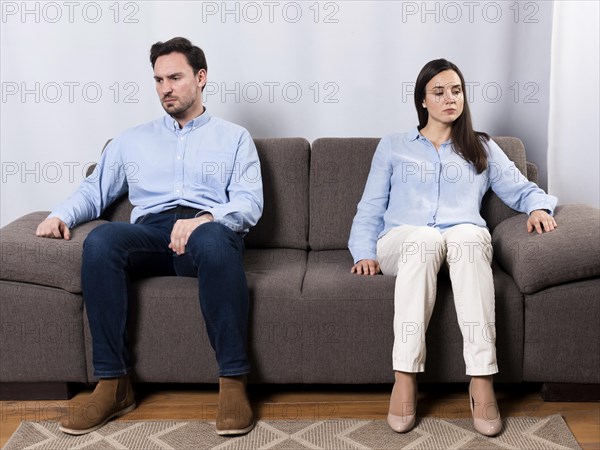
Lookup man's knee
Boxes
[84,223,115,261]
[186,222,241,265]
[83,223,132,262]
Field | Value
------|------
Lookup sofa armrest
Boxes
[492,204,600,294]
[0,212,108,294]
[526,161,539,185]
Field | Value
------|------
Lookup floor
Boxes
[1,383,599,449]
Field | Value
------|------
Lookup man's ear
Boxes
[196,69,207,88]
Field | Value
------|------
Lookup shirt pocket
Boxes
[195,151,236,187]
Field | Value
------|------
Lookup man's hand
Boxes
[527,209,558,234]
[351,259,381,275]
[169,214,214,255]
[36,217,71,240]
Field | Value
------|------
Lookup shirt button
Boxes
[177,156,181,160]
[180,137,184,141]
[176,190,180,193]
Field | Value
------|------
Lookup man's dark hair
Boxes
[150,37,207,74]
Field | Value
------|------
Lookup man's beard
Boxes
[162,96,194,118]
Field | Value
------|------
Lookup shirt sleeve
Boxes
[47,140,129,228]
[487,139,558,215]
[348,136,392,263]
[204,130,264,233]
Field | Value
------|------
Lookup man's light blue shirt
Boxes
[49,111,263,234]
[348,128,557,263]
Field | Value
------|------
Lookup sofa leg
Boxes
[0,382,83,400]
[542,383,600,401]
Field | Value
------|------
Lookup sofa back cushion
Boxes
[244,138,310,249]
[309,136,530,251]
[99,138,310,250]
[309,138,381,251]
[100,195,132,223]
[481,136,528,230]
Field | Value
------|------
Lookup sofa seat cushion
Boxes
[245,249,308,382]
[244,249,307,298]
[299,251,524,383]
[301,249,395,300]
[0,211,307,298]
[84,276,217,382]
[84,249,308,383]
[492,204,600,294]
[0,212,108,294]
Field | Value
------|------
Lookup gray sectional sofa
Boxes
[1,137,599,400]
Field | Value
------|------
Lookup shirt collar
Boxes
[408,127,421,142]
[163,108,211,132]
[409,127,453,146]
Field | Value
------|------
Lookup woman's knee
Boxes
[445,224,490,244]
[395,226,444,265]
[410,226,444,244]
[405,226,444,253]
[444,225,493,264]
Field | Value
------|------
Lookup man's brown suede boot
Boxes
[60,375,136,435]
[216,375,255,436]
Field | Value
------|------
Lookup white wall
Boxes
[0,1,562,226]
[548,1,600,209]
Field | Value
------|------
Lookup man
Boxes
[36,37,263,436]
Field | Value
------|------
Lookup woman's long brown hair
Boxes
[414,59,489,173]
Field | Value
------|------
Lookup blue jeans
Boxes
[81,212,250,378]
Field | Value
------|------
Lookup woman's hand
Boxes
[527,209,557,234]
[351,259,381,275]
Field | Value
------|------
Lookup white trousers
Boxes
[377,224,498,376]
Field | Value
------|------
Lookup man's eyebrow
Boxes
[153,72,184,80]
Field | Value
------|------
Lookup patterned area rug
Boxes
[3,414,581,450]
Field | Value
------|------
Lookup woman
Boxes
[348,59,558,436]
